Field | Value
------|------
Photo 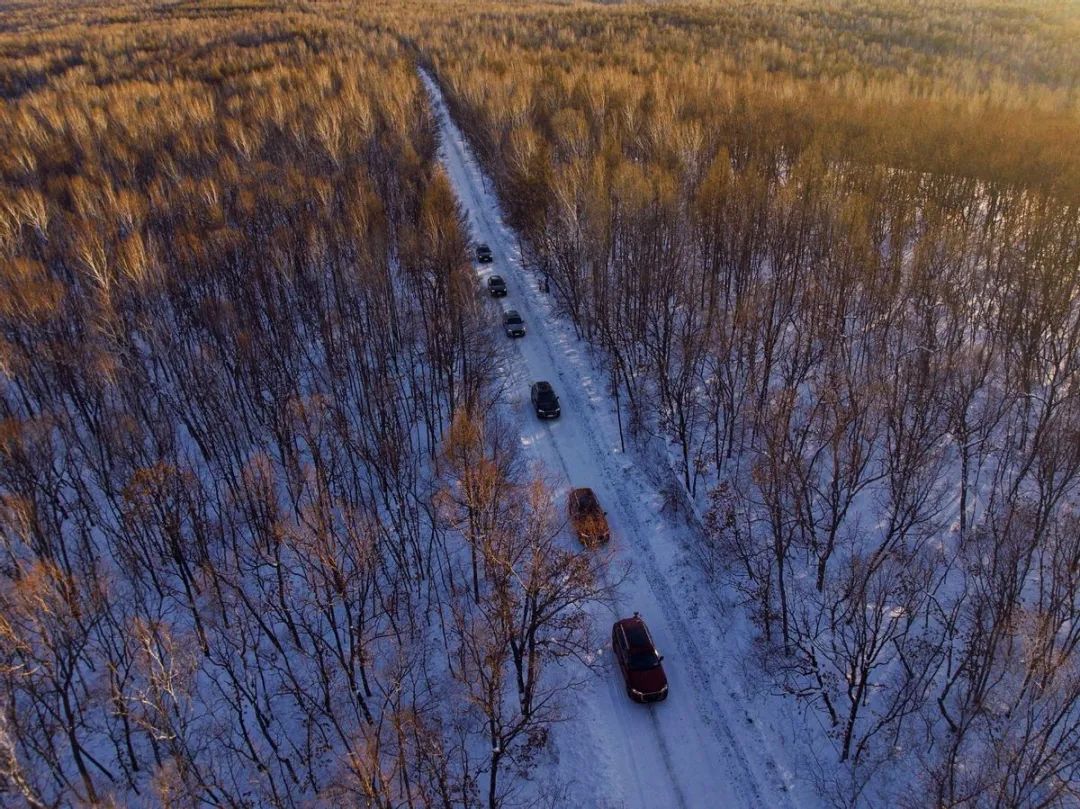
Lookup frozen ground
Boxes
[422,70,818,809]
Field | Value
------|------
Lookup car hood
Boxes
[627,664,668,694]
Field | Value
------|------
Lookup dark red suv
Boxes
[612,612,668,702]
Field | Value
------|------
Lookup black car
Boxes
[530,381,560,419]
[503,310,526,337]
[487,275,507,297]
[476,243,493,263]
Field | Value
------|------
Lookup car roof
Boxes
[533,380,552,391]
[489,274,504,282]
[504,309,521,319]
[477,243,490,249]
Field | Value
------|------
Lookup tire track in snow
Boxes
[505,328,694,809]
[476,218,687,806]
[450,167,697,809]
[499,296,693,809]
[421,69,797,809]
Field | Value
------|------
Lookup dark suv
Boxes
[530,381,560,419]
[476,243,493,263]
[503,309,526,337]
[612,613,668,702]
[487,275,507,297]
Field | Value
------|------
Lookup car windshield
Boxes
[506,314,522,324]
[629,651,662,671]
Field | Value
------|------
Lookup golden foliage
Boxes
[398,0,1079,201]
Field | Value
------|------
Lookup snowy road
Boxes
[422,71,806,809]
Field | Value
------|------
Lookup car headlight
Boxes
[630,688,644,698]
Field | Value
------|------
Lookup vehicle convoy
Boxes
[530,381,561,419]
[612,613,669,702]
[475,243,493,263]
[568,487,610,546]
[487,275,507,297]
[503,309,526,337]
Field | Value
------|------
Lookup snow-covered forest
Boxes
[411,4,1080,803]
[1,1,1079,807]
[0,6,612,805]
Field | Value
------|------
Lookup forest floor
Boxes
[422,70,822,809]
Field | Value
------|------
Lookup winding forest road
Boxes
[422,70,805,809]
